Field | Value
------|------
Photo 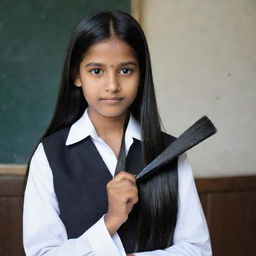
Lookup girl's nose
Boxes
[105,73,120,93]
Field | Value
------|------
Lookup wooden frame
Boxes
[131,0,142,23]
[0,165,26,176]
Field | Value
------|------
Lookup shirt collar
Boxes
[65,109,142,146]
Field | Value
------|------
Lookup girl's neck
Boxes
[87,109,128,138]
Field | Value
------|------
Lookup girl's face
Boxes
[74,37,140,120]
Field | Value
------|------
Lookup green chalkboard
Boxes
[0,0,130,164]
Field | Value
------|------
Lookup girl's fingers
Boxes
[127,195,138,204]
[112,171,136,184]
[106,172,138,205]
[109,179,137,190]
[107,179,138,197]
[122,190,138,201]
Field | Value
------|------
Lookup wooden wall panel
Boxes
[208,191,256,256]
[0,176,25,256]
[6,197,24,256]
[196,176,256,256]
[0,197,7,256]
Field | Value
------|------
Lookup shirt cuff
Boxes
[83,216,126,256]
[112,232,127,256]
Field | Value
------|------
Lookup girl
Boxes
[23,10,212,256]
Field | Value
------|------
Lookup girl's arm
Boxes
[131,153,212,256]
[23,143,126,256]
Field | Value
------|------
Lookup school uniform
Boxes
[23,109,212,256]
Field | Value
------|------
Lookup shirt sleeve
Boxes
[132,153,212,256]
[23,143,126,256]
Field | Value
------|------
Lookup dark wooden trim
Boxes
[0,175,25,196]
[195,175,256,193]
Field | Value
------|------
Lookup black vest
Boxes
[42,127,177,253]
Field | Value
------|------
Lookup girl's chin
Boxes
[88,107,128,119]
[100,111,128,119]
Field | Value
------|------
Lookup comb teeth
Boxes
[136,116,217,182]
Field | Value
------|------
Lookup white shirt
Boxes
[23,109,212,256]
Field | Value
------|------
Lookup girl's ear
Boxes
[74,76,82,87]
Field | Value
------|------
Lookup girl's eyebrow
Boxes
[119,61,138,67]
[85,61,137,68]
[85,62,103,67]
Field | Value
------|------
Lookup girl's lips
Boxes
[99,97,123,104]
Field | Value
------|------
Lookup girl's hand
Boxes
[104,171,138,235]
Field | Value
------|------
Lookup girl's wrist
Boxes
[104,214,124,235]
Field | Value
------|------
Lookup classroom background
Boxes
[0,0,255,255]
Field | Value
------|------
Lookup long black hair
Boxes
[25,10,178,252]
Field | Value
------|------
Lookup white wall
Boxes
[141,0,256,177]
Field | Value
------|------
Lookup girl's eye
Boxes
[120,68,133,75]
[90,69,103,75]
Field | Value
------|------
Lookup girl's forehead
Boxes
[82,37,137,64]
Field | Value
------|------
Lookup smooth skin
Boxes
[74,36,139,256]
